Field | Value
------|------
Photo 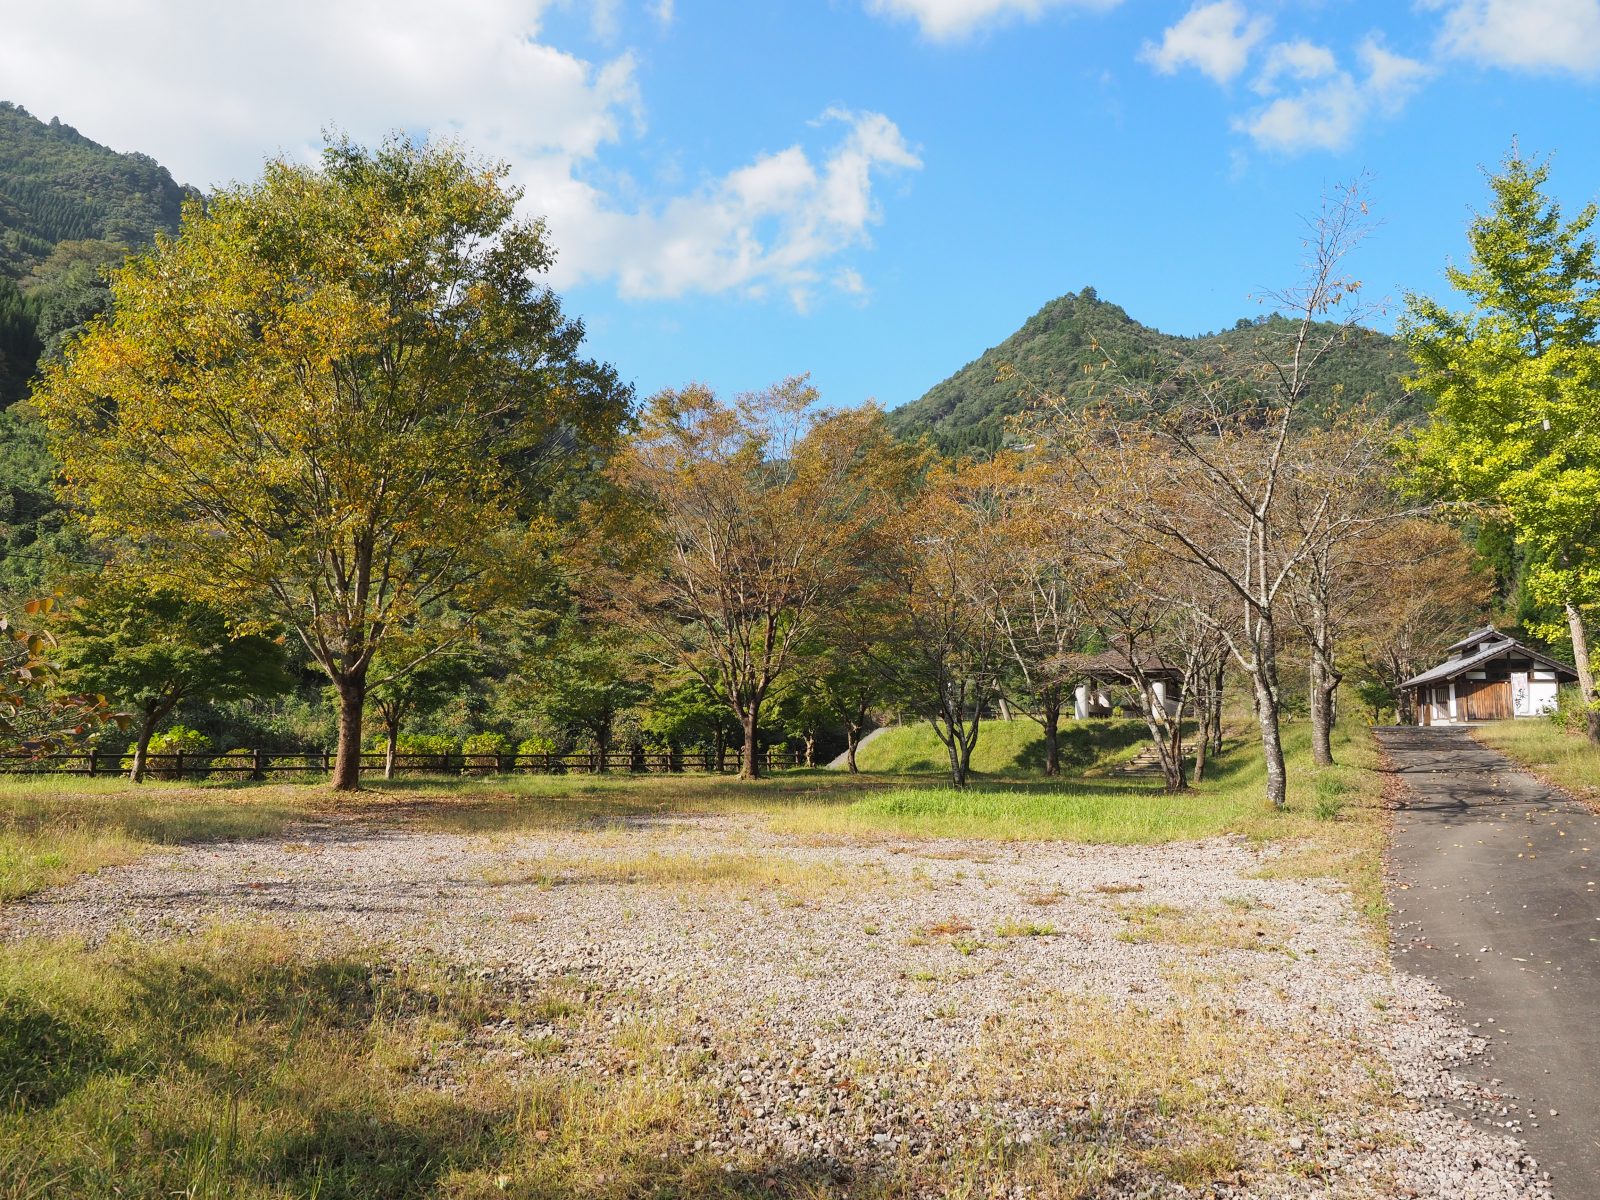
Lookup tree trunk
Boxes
[128,709,157,783]
[594,723,611,774]
[1193,713,1209,783]
[332,673,367,791]
[1251,664,1287,811]
[713,728,726,773]
[1041,688,1061,777]
[845,724,861,773]
[384,722,399,781]
[740,705,761,781]
[1309,657,1335,767]
[944,733,968,789]
[1210,663,1225,754]
[803,732,816,768]
[1565,603,1600,746]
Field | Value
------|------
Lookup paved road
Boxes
[1379,725,1600,1195]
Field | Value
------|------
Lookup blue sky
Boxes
[7,1,1600,410]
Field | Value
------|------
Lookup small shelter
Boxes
[1399,627,1576,725]
[1065,649,1184,720]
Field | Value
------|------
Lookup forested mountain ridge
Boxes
[888,287,1415,455]
[0,101,195,278]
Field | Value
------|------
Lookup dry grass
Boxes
[1472,719,1600,805]
[964,978,1400,1190]
[0,926,1400,1200]
[478,851,877,902]
[1115,901,1290,954]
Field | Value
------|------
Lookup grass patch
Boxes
[480,851,871,901]
[0,927,752,1199]
[1472,719,1600,803]
[969,979,1399,1189]
[0,928,1399,1200]
[0,782,306,904]
[854,718,1149,777]
[776,721,1392,937]
[1115,901,1287,954]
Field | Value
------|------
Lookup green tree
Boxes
[34,134,630,788]
[1402,150,1600,742]
[56,584,292,781]
[368,647,482,780]
[514,618,649,773]
[606,382,921,780]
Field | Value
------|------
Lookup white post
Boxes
[1074,684,1090,721]
[1152,680,1168,715]
[1448,680,1458,721]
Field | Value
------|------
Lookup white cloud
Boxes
[553,110,922,303]
[1139,1,1271,84]
[1236,37,1432,153]
[0,1,918,308]
[1428,0,1600,74]
[865,0,1121,41]
[1253,39,1338,92]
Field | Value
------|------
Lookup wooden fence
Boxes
[0,748,802,780]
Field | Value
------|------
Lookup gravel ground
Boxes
[2,813,1552,1198]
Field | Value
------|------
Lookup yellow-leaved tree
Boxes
[34,135,630,789]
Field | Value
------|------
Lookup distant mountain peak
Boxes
[886,288,1412,454]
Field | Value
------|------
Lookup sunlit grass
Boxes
[1472,718,1600,803]
[854,716,1149,776]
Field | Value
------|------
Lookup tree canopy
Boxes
[33,133,632,788]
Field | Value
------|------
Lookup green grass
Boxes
[0,781,305,904]
[0,719,1390,934]
[775,721,1393,934]
[854,717,1148,776]
[1472,719,1600,803]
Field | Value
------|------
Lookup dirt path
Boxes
[1379,725,1600,1195]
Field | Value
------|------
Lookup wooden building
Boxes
[1065,650,1184,720]
[1399,627,1576,725]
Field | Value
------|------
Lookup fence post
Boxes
[174,750,184,781]
[87,749,97,778]
[323,750,332,774]
[252,749,266,782]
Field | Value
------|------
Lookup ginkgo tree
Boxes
[1403,150,1600,743]
[34,135,629,788]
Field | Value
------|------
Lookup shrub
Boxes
[210,747,256,779]
[391,734,458,773]
[462,732,511,774]
[1549,686,1597,734]
[120,725,213,778]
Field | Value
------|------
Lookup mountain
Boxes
[886,287,1416,455]
[0,101,195,279]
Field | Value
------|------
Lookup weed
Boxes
[995,919,1058,938]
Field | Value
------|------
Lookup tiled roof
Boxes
[1400,636,1578,690]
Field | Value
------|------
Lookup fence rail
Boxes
[0,748,802,780]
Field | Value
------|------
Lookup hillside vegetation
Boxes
[0,101,193,279]
[888,287,1415,455]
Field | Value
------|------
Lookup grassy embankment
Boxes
[1472,717,1600,804]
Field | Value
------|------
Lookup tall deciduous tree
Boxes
[870,466,1008,790]
[34,135,629,788]
[606,380,921,780]
[1042,182,1387,808]
[1402,150,1600,742]
[56,584,291,781]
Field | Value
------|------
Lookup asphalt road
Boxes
[1378,724,1600,1195]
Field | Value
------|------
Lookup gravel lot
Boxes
[2,813,1552,1198]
